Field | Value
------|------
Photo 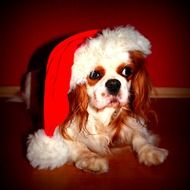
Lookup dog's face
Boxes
[68,50,151,120]
[85,50,148,112]
[86,60,133,110]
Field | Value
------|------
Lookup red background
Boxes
[1,0,189,87]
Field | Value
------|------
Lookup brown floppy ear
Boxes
[129,50,152,122]
[68,84,89,113]
[60,84,89,138]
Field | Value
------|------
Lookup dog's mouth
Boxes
[107,97,121,108]
[91,90,128,110]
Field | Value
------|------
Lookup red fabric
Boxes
[44,29,99,136]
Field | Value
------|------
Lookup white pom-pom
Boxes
[27,127,69,169]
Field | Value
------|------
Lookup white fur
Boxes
[70,26,151,90]
[27,127,69,169]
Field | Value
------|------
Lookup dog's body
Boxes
[62,107,167,173]
[27,26,168,173]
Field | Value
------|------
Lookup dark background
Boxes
[1,0,190,87]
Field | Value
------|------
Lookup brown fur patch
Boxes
[128,50,153,123]
[60,84,89,139]
[116,62,135,81]
[87,66,105,86]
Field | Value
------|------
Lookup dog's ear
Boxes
[129,50,152,122]
[61,84,89,137]
[68,84,89,113]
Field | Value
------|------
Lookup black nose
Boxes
[105,79,121,95]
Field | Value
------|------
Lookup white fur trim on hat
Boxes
[27,127,69,169]
[70,25,151,90]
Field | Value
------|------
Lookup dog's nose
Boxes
[105,79,121,95]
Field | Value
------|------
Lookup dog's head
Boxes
[63,26,152,132]
[86,50,151,111]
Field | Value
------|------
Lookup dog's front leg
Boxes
[117,117,168,166]
[67,141,109,173]
[131,130,168,166]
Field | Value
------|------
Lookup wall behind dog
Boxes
[1,0,189,87]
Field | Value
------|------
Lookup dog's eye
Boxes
[121,66,133,78]
[89,71,102,80]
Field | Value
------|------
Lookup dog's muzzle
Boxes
[105,79,121,96]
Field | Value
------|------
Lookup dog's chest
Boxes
[79,107,116,154]
[87,106,116,126]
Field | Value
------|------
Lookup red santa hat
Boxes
[44,29,99,136]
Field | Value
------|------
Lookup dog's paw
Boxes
[138,144,168,166]
[75,156,109,174]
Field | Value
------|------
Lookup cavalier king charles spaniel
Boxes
[27,26,168,173]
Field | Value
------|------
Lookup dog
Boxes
[27,26,168,173]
